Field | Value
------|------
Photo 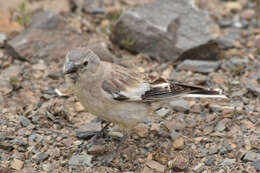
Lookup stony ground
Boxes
[0,0,260,173]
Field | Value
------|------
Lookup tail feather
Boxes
[173,83,227,99]
[142,79,227,101]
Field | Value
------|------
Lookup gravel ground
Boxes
[0,0,259,172]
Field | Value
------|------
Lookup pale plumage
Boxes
[63,47,227,131]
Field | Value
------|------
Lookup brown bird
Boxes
[63,47,227,163]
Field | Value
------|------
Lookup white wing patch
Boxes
[119,83,150,101]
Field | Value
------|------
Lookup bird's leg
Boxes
[91,122,110,143]
[115,134,128,152]
[100,134,128,166]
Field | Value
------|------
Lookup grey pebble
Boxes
[220,158,236,166]
[68,154,92,169]
[169,99,190,113]
[33,152,49,162]
[18,116,30,127]
[251,159,260,171]
[243,151,260,162]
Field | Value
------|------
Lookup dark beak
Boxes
[63,62,78,75]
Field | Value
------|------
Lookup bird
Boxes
[63,47,227,160]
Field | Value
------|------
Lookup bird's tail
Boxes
[182,88,227,98]
[171,82,227,99]
[143,78,228,101]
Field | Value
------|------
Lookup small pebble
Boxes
[192,163,205,173]
[11,158,24,170]
[146,160,165,172]
[172,137,184,149]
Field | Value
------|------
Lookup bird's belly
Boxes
[75,87,149,129]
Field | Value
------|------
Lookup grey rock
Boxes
[18,116,30,127]
[218,31,241,49]
[0,152,10,161]
[219,144,233,155]
[0,119,9,126]
[72,0,106,14]
[42,163,52,172]
[165,118,186,131]
[68,154,93,169]
[200,148,208,157]
[111,0,220,62]
[243,151,260,162]
[192,162,205,173]
[208,146,219,155]
[146,160,165,172]
[31,115,40,124]
[169,99,190,113]
[0,33,7,47]
[205,156,216,166]
[247,2,256,8]
[242,78,260,95]
[220,158,236,166]
[218,19,233,28]
[0,132,8,142]
[170,130,181,141]
[251,159,260,171]
[28,133,38,142]
[10,139,28,147]
[0,65,22,94]
[33,152,49,162]
[185,116,197,128]
[28,133,43,142]
[177,60,220,73]
[221,56,248,70]
[7,11,88,62]
[215,118,230,132]
[156,108,170,117]
[76,122,102,140]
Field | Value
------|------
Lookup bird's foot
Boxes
[94,134,128,166]
[91,122,110,144]
[100,153,118,166]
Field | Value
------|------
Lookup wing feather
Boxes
[102,63,150,101]
[101,63,226,102]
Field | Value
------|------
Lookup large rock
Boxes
[7,11,119,64]
[7,11,88,62]
[110,0,220,61]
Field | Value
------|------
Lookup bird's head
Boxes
[63,48,101,82]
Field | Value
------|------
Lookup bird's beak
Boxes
[63,62,78,75]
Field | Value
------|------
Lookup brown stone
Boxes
[11,159,24,170]
[241,9,255,20]
[0,12,22,33]
[133,123,149,137]
[255,35,260,48]
[172,137,184,149]
[146,160,165,172]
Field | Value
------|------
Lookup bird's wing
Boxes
[102,63,150,101]
[102,63,226,102]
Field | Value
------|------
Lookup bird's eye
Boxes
[83,61,88,66]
